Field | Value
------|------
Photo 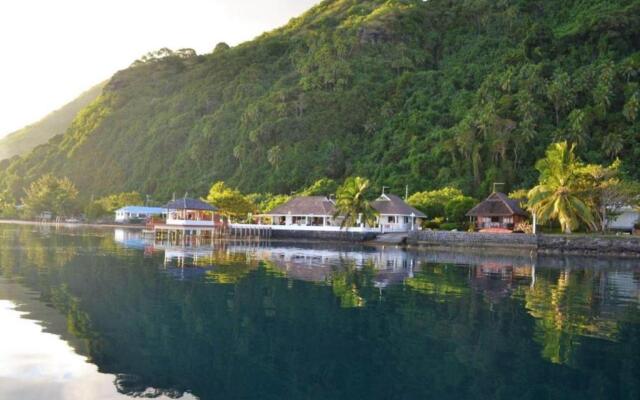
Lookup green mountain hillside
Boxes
[0,82,104,160]
[1,0,639,201]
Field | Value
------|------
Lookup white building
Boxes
[165,198,218,227]
[265,196,338,227]
[259,194,424,233]
[371,194,425,232]
[115,206,167,223]
[607,206,639,233]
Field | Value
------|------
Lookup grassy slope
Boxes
[0,82,105,160]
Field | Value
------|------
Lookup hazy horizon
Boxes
[0,0,320,138]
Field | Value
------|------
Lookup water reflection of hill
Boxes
[0,278,195,400]
[0,225,637,399]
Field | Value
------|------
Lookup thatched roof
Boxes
[466,192,527,217]
[267,196,336,216]
[371,194,426,218]
[165,198,217,211]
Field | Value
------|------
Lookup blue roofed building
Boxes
[115,206,168,223]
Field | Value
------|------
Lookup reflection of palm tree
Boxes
[405,264,469,299]
[329,260,376,308]
[528,142,595,233]
[334,177,378,228]
[521,268,619,365]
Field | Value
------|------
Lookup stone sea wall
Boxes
[538,234,640,257]
[407,231,538,250]
[407,230,640,257]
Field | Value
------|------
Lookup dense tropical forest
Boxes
[0,82,104,160]
[0,0,639,205]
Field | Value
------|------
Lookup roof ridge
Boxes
[466,192,526,217]
[494,192,516,215]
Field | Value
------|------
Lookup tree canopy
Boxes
[334,176,378,228]
[23,174,79,217]
[407,187,466,220]
[528,142,596,233]
[205,181,255,220]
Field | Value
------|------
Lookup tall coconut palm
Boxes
[334,176,378,228]
[527,142,596,233]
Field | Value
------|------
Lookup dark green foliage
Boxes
[1,0,639,202]
[438,222,459,231]
[445,196,477,224]
[408,187,465,219]
[299,178,339,196]
[83,201,107,221]
[213,42,230,54]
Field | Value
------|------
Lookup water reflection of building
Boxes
[112,230,639,310]
[114,229,147,250]
[123,225,420,290]
[154,234,217,267]
[114,229,539,299]
[470,263,534,303]
[233,244,417,286]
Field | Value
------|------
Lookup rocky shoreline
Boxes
[407,230,640,258]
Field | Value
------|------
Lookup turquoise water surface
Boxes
[0,224,638,399]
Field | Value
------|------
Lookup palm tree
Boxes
[602,133,624,159]
[527,142,596,233]
[334,176,378,228]
[546,71,573,125]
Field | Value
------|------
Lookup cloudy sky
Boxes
[0,0,320,137]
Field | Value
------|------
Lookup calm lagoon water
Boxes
[0,224,638,400]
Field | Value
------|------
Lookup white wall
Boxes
[378,214,415,232]
[166,218,215,227]
[608,208,639,232]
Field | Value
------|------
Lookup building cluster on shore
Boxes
[117,192,427,235]
[113,189,639,242]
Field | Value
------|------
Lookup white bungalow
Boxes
[265,196,338,227]
[260,194,424,232]
[371,194,425,232]
[165,198,218,227]
[115,206,167,223]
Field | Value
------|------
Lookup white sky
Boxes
[0,0,320,137]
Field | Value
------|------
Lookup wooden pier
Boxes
[151,223,273,245]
